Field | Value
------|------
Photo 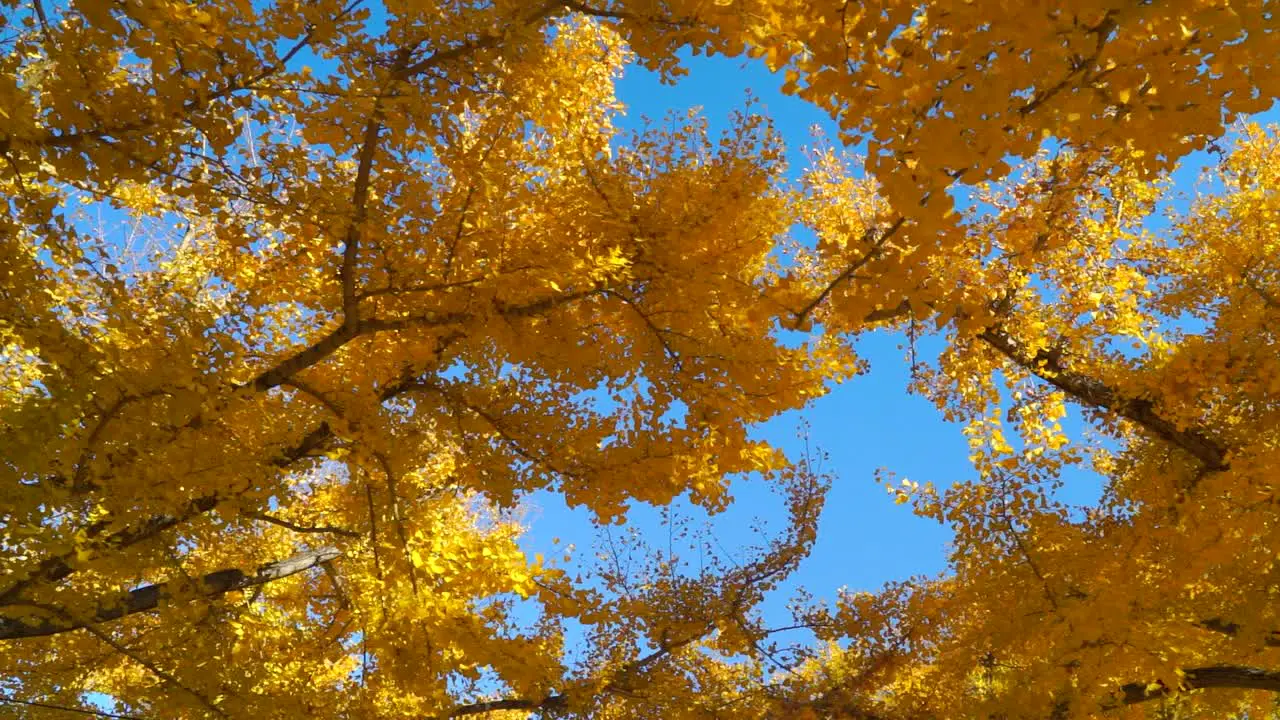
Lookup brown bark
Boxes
[0,547,340,640]
[1119,665,1280,705]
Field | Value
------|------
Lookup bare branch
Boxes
[251,324,361,391]
[365,480,384,584]
[357,276,485,299]
[561,0,696,27]
[561,0,632,20]
[0,494,220,607]
[242,0,367,91]
[603,289,685,371]
[30,0,58,51]
[67,390,168,493]
[251,284,593,393]
[862,298,914,324]
[280,378,345,419]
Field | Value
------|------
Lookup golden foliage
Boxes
[1,0,1277,718]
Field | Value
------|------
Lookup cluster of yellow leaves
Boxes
[2,0,1279,719]
[785,127,1280,720]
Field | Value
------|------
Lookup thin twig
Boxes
[79,624,228,718]
[246,511,361,538]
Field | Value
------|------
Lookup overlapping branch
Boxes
[845,293,1230,474]
[0,547,340,640]
[976,325,1228,471]
[1117,665,1280,705]
[0,423,331,608]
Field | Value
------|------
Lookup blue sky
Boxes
[24,7,1277,711]
[34,7,1238,626]
[519,52,971,633]
[517,50,1280,639]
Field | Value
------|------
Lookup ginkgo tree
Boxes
[781,124,1280,720]
[1,0,1278,719]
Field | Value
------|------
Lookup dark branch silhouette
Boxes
[0,547,340,640]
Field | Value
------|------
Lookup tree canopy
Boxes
[1,0,1278,718]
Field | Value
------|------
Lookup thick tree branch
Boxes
[0,494,221,608]
[561,0,632,19]
[561,0,697,28]
[400,3,563,77]
[252,286,601,392]
[447,695,568,718]
[441,634,707,719]
[340,113,384,327]
[0,548,340,640]
[793,217,906,324]
[862,298,914,324]
[977,326,1229,471]
[1244,274,1280,310]
[846,285,1232,477]
[1118,665,1280,705]
[1199,617,1280,647]
[252,324,362,391]
[0,422,331,606]
[246,511,361,538]
[861,299,1231,471]
[0,0,580,631]
[338,1,567,325]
